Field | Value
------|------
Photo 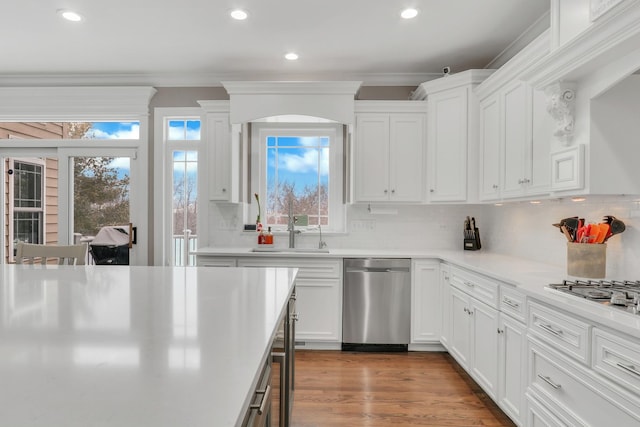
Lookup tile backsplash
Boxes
[208,195,640,277]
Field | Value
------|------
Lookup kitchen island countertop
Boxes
[0,265,297,427]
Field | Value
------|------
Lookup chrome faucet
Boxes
[318,223,327,249]
[287,198,301,249]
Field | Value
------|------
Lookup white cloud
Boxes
[90,124,140,140]
[279,148,329,176]
[108,157,131,171]
[168,125,200,140]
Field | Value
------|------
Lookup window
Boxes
[252,123,344,232]
[11,159,45,246]
[162,116,202,266]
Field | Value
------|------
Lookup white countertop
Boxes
[0,265,297,427]
[195,247,640,339]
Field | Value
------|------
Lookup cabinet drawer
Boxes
[528,340,640,427]
[450,266,498,308]
[593,328,640,396]
[500,285,526,322]
[237,258,342,279]
[242,359,272,427]
[528,301,590,364]
[197,256,237,267]
[526,395,569,427]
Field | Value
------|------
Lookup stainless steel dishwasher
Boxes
[342,258,411,351]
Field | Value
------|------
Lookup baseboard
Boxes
[408,343,446,352]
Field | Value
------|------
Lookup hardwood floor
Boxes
[289,350,516,427]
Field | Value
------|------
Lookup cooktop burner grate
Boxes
[547,279,640,314]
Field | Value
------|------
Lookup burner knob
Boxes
[610,292,628,306]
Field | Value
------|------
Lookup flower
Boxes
[254,193,262,224]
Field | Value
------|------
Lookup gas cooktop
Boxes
[547,279,640,314]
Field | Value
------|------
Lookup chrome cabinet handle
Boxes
[391,189,395,194]
[464,281,474,288]
[616,362,640,377]
[291,312,300,321]
[384,189,388,194]
[430,189,435,193]
[497,328,504,334]
[539,323,563,336]
[492,184,498,189]
[250,384,272,415]
[537,374,561,389]
[222,188,227,192]
[502,297,520,308]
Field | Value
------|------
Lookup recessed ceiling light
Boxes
[57,9,83,22]
[571,197,586,202]
[530,200,542,204]
[400,8,419,19]
[285,52,299,61]
[230,9,248,20]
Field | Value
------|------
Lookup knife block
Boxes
[567,242,606,278]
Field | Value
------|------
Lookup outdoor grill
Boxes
[89,226,130,265]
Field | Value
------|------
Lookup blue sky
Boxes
[267,136,329,192]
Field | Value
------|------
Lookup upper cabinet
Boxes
[198,101,241,203]
[415,70,494,203]
[476,31,553,202]
[500,81,552,199]
[353,101,427,203]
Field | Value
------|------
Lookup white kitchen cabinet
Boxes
[449,268,500,399]
[501,82,551,199]
[497,313,526,426]
[439,264,452,350]
[528,337,640,427]
[236,257,343,349]
[410,260,440,346]
[353,102,426,203]
[426,87,468,202]
[198,101,240,202]
[479,94,501,201]
[414,70,493,203]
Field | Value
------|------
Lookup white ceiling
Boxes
[1,0,550,86]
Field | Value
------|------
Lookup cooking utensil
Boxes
[595,223,609,244]
[604,217,626,242]
[560,225,573,242]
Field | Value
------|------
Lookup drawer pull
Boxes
[502,297,520,308]
[250,384,272,415]
[291,312,300,321]
[539,323,563,336]
[464,281,474,288]
[537,374,562,389]
[616,362,640,377]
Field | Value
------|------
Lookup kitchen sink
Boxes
[251,247,330,253]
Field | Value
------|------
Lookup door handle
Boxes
[128,223,138,248]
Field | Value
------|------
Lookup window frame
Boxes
[8,157,47,260]
[251,122,345,233]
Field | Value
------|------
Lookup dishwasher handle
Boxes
[346,267,409,273]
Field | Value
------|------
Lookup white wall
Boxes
[482,196,640,278]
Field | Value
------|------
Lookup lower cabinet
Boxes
[527,337,640,426]
[497,313,526,426]
[411,260,441,347]
[237,257,343,349]
[449,285,500,399]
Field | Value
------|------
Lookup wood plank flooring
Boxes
[290,350,516,427]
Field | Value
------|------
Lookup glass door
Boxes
[2,148,143,265]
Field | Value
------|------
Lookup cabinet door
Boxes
[449,286,471,370]
[354,114,390,202]
[528,87,552,195]
[501,81,529,198]
[439,266,452,349]
[207,113,233,201]
[389,114,425,202]
[427,88,468,202]
[498,314,526,425]
[411,260,440,343]
[470,299,499,400]
[295,278,342,343]
[479,95,501,201]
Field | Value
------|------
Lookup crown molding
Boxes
[411,69,496,100]
[0,86,157,119]
[221,81,362,95]
[354,100,428,114]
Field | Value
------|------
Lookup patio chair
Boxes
[15,242,87,265]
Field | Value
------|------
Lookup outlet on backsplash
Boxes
[350,219,376,232]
